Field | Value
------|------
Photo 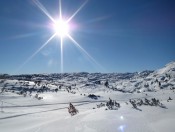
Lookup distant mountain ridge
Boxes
[0,61,174,93]
[1,61,175,82]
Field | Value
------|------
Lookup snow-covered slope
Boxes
[0,61,175,132]
[154,61,175,76]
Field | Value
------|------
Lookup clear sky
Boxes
[0,0,175,74]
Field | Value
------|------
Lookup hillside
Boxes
[0,61,175,132]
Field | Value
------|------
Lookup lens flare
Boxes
[60,36,63,73]
[33,0,55,23]
[16,33,56,73]
[66,0,88,23]
[67,34,103,69]
[16,0,104,73]
[118,125,126,132]
[120,116,124,120]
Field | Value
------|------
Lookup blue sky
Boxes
[0,0,175,74]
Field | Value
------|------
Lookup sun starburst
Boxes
[53,19,69,38]
[16,0,104,73]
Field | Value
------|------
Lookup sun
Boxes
[53,19,69,37]
[17,0,102,74]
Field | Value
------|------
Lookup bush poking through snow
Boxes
[95,98,120,110]
[55,88,58,92]
[129,98,166,110]
[106,98,120,110]
[96,103,106,108]
[167,97,172,102]
[35,94,43,100]
[129,99,138,109]
[68,103,79,116]
[88,94,100,100]
[104,81,109,88]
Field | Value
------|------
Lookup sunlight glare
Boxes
[16,33,56,73]
[60,36,63,73]
[67,34,104,70]
[16,0,104,74]
[33,0,55,23]
[66,0,88,23]
[120,116,124,120]
[118,125,126,132]
[53,19,69,37]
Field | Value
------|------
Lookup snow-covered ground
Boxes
[0,61,175,132]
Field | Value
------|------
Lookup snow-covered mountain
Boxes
[0,61,175,132]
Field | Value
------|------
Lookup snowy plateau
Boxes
[0,61,175,132]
